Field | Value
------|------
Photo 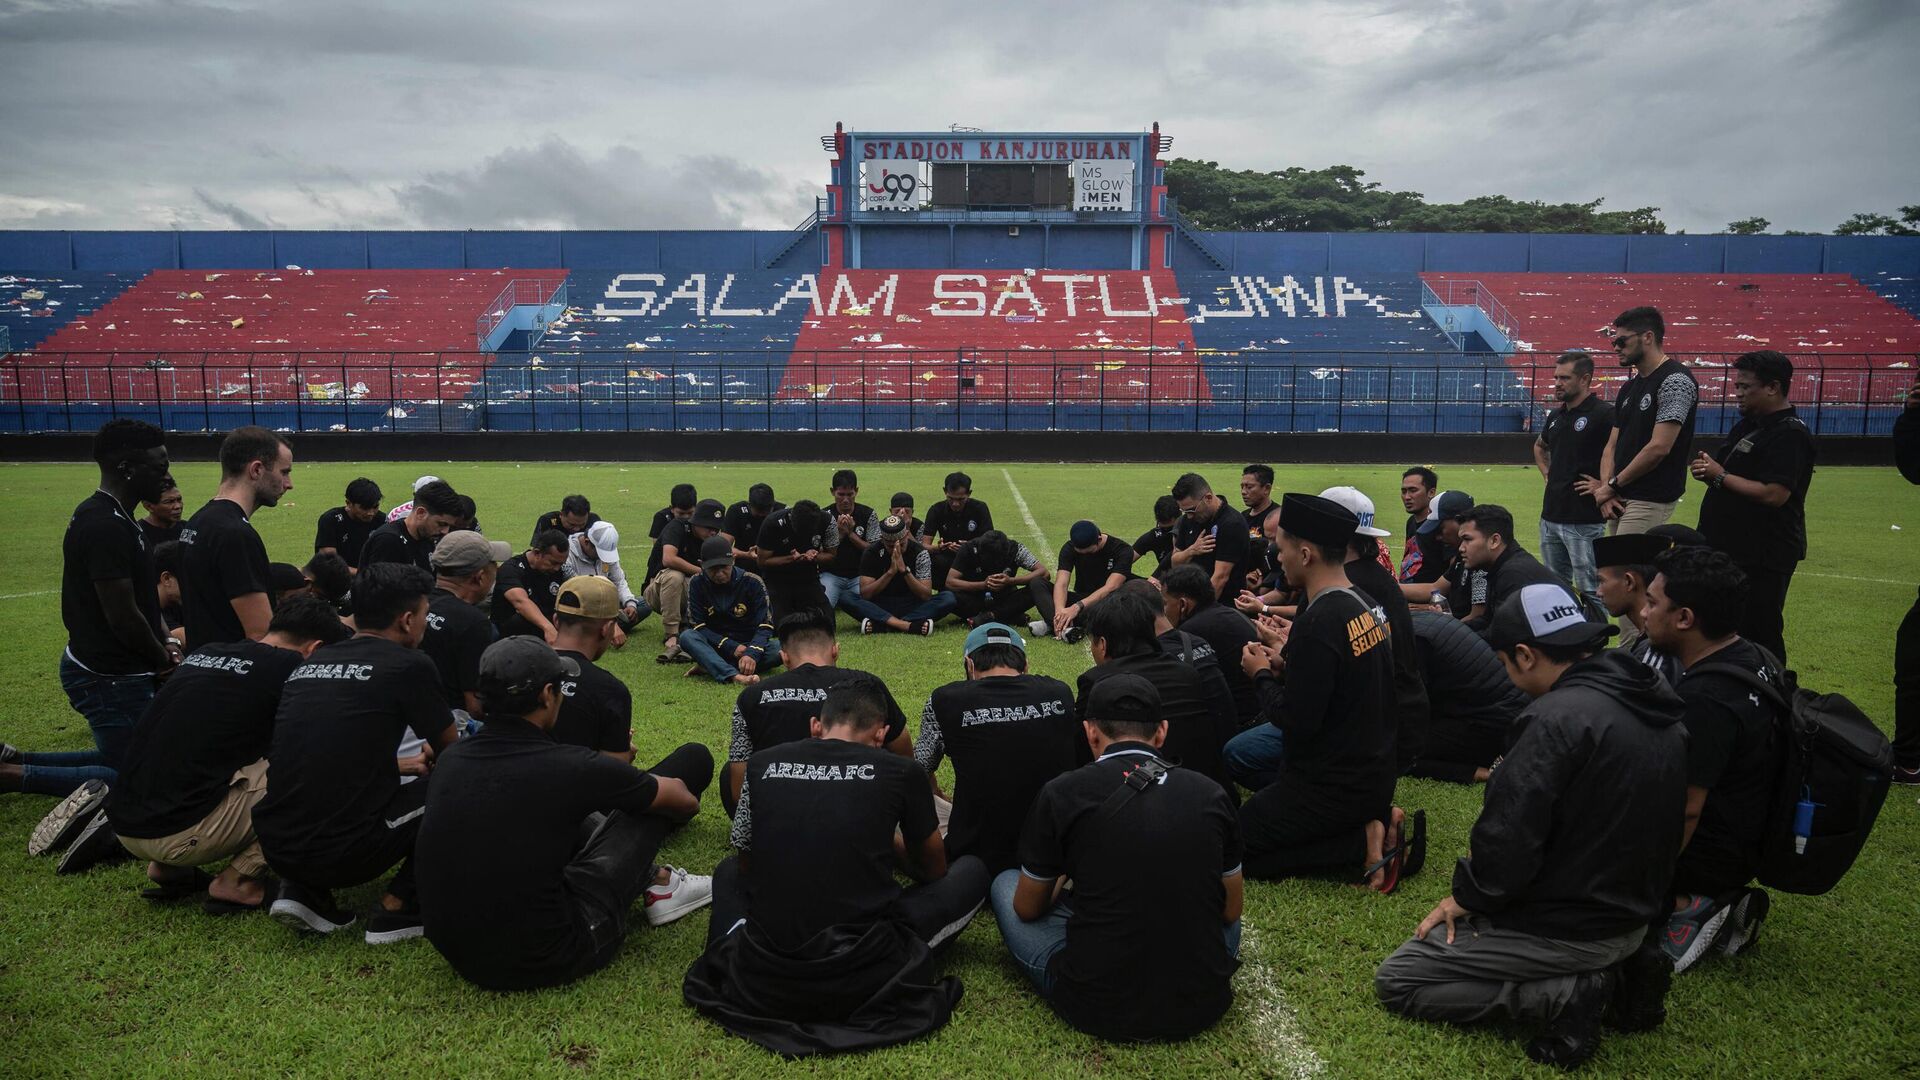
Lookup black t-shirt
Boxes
[1075,652,1236,795]
[1132,524,1178,580]
[492,553,569,637]
[1675,639,1782,886]
[62,491,165,674]
[1612,359,1699,502]
[722,501,782,568]
[1179,602,1264,725]
[416,717,659,991]
[178,498,273,651]
[824,503,879,576]
[1539,394,1616,524]
[1018,743,1241,1042]
[923,498,994,544]
[1400,512,1449,584]
[139,517,182,552]
[530,508,601,546]
[360,519,431,571]
[951,537,1042,586]
[858,540,935,601]
[915,673,1081,873]
[1697,406,1816,573]
[731,738,938,949]
[645,511,693,580]
[1263,586,1398,808]
[729,664,907,763]
[754,506,838,583]
[553,650,633,754]
[1349,556,1432,764]
[107,640,303,838]
[1442,553,1488,618]
[1242,501,1278,548]
[421,588,492,711]
[314,507,379,569]
[253,635,455,864]
[1174,503,1252,601]
[1057,535,1137,596]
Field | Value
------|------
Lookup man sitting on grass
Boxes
[846,513,956,636]
[1075,589,1237,798]
[947,530,1052,632]
[990,675,1243,1043]
[1375,584,1687,1069]
[682,537,780,686]
[1050,519,1137,644]
[416,636,714,991]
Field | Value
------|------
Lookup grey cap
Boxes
[478,635,580,699]
[430,530,513,574]
[700,535,735,569]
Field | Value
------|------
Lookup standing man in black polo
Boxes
[179,426,291,649]
[314,478,383,573]
[1895,375,1920,786]
[1580,306,1699,535]
[722,483,782,576]
[361,479,459,571]
[821,469,880,618]
[139,484,185,551]
[421,531,511,723]
[1170,472,1251,604]
[754,498,836,625]
[1049,519,1136,644]
[1534,351,1614,608]
[924,471,993,591]
[1688,350,1816,664]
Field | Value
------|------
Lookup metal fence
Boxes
[0,350,1910,435]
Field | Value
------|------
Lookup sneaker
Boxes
[1606,942,1672,1032]
[1028,620,1051,638]
[1661,894,1731,974]
[269,880,357,935]
[364,905,426,945]
[1060,626,1086,645]
[643,865,714,926]
[860,617,881,635]
[55,810,130,874]
[1891,762,1920,786]
[1526,969,1614,1069]
[909,619,933,638]
[28,779,110,856]
[1717,888,1771,958]
[0,742,20,765]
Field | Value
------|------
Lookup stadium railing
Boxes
[0,351,1907,436]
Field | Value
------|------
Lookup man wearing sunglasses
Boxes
[1576,307,1699,538]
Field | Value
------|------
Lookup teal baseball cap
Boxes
[964,621,1026,657]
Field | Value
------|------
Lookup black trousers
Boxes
[1404,713,1508,784]
[1737,563,1794,666]
[267,779,429,902]
[1896,587,1920,769]
[706,853,990,949]
[765,573,831,627]
[1238,779,1386,881]
[953,582,1055,626]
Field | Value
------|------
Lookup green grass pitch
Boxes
[1,458,1914,1078]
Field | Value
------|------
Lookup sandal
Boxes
[1358,812,1406,895]
[1402,809,1428,878]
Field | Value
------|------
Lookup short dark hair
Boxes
[1116,578,1163,604]
[1082,589,1160,659]
[1092,707,1162,742]
[747,482,776,511]
[1162,565,1215,607]
[1286,531,1348,566]
[453,493,477,525]
[669,484,697,510]
[1171,472,1211,500]
[553,610,602,633]
[1153,494,1181,523]
[1459,505,1515,547]
[943,471,972,493]
[967,642,1028,672]
[1402,466,1438,491]
[1500,638,1604,666]
[819,681,889,734]
[776,609,835,652]
[970,530,1013,571]
[1614,306,1666,344]
[152,539,183,578]
[269,595,351,645]
[530,528,568,555]
[1348,532,1379,560]
[345,477,382,508]
[218,426,286,478]
[412,480,462,517]
[1604,561,1658,590]
[561,494,591,516]
[1556,351,1595,378]
[302,552,351,603]
[1242,464,1274,487]
[831,468,858,491]
[1653,546,1748,639]
[92,419,164,468]
[351,562,434,630]
[1734,350,1793,393]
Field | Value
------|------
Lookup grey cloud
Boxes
[192,188,273,230]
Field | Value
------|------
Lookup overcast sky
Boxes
[0,0,1914,235]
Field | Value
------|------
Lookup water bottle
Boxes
[1432,592,1450,615]
[1793,787,1818,855]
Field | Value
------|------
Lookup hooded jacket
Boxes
[1452,650,1688,940]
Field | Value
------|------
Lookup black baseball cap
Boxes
[1085,674,1162,726]
[478,636,579,699]
[700,535,735,569]
[691,499,725,530]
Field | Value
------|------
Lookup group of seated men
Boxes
[4,417,1825,1067]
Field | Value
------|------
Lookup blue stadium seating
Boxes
[0,272,141,351]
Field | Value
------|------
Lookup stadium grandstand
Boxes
[4,124,1918,437]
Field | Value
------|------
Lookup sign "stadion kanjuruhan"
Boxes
[853,135,1144,163]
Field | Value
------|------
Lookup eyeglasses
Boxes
[1178,505,1200,516]
[1610,334,1635,349]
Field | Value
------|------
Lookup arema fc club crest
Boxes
[1574,416,1589,432]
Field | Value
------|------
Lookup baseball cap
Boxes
[1592,532,1671,569]
[1419,490,1476,534]
[1069,520,1101,547]
[412,474,440,492]
[478,636,579,700]
[585,521,621,565]
[890,491,914,510]
[430,530,512,574]
[964,621,1026,657]
[1489,583,1617,652]
[1317,486,1391,538]
[269,562,308,594]
[879,513,908,539]
[554,575,621,619]
[699,535,735,569]
[1647,523,1708,548]
[691,499,725,530]
[1277,492,1359,548]
[1084,673,1162,726]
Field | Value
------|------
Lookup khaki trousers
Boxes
[118,758,269,877]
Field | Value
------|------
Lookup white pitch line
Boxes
[999,467,1050,554]
[0,590,55,600]
[1799,571,1913,586]
[1236,926,1327,1077]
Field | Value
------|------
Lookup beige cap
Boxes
[553,575,622,619]
[430,530,512,574]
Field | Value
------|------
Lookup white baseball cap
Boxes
[412,474,441,492]
[1318,486,1391,538]
[585,520,621,565]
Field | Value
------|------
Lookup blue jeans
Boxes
[820,572,861,613]
[23,654,155,796]
[1539,519,1605,606]
[838,590,959,627]
[680,628,782,683]
[1224,724,1285,791]
[989,869,1240,995]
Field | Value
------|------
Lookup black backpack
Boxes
[1690,655,1893,896]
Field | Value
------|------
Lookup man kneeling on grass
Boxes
[1375,584,1687,1070]
[990,675,1243,1043]
[416,636,714,991]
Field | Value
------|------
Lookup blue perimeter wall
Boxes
[3,230,1917,277]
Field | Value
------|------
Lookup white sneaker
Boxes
[1028,620,1051,638]
[29,779,109,856]
[643,865,713,926]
